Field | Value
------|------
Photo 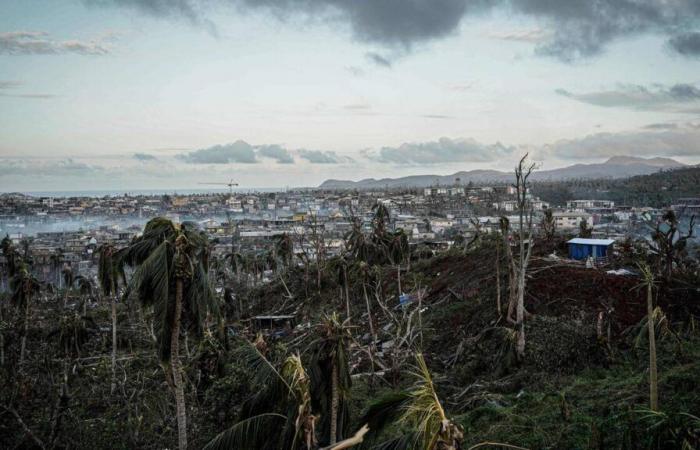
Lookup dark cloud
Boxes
[256,144,294,163]
[365,51,392,67]
[556,83,700,112]
[86,0,700,61]
[643,123,678,130]
[84,0,218,36]
[132,152,157,161]
[370,137,515,165]
[668,31,700,57]
[297,150,352,164]
[177,140,258,164]
[0,31,111,55]
[546,127,700,160]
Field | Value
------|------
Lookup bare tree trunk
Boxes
[172,279,187,450]
[330,361,339,445]
[647,284,659,411]
[495,242,502,317]
[343,266,351,323]
[111,294,117,394]
[20,296,30,370]
[516,268,526,358]
[362,282,377,347]
[396,265,401,297]
[0,305,4,366]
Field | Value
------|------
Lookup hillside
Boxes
[2,229,700,449]
[532,165,700,207]
[320,156,686,189]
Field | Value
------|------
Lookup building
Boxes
[567,238,615,260]
[553,211,592,229]
[566,200,615,210]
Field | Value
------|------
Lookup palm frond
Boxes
[203,413,286,450]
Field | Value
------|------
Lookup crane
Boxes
[198,179,239,196]
[199,180,240,255]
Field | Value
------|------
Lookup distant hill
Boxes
[319,156,687,189]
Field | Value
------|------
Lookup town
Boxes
[3,182,698,290]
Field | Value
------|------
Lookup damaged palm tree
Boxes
[204,340,318,450]
[97,243,120,394]
[359,353,463,449]
[637,263,659,411]
[122,217,218,450]
[312,313,352,446]
[650,209,695,281]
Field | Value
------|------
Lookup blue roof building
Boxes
[567,238,615,261]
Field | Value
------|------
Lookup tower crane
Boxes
[199,180,240,255]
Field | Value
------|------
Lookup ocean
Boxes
[14,187,293,198]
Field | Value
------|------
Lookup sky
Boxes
[1,0,700,191]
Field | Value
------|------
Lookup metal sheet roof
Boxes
[567,238,615,246]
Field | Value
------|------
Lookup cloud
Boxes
[297,150,352,164]
[0,80,22,89]
[0,158,104,177]
[642,123,678,130]
[84,0,218,35]
[177,141,295,164]
[365,51,392,67]
[257,144,294,163]
[556,83,700,113]
[177,140,258,164]
[0,31,112,55]
[369,137,515,165]
[345,66,365,77]
[487,28,550,43]
[343,103,371,111]
[86,1,700,61]
[0,80,56,99]
[668,32,700,57]
[420,114,454,119]
[546,127,700,160]
[133,152,157,161]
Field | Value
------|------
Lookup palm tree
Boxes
[61,265,74,308]
[11,262,41,370]
[345,218,372,264]
[328,256,352,322]
[360,353,463,449]
[275,232,294,271]
[388,229,409,296]
[224,250,243,283]
[73,275,94,316]
[637,263,659,411]
[205,342,317,450]
[98,243,121,394]
[579,219,593,238]
[650,210,696,281]
[350,262,378,353]
[311,313,352,445]
[122,217,218,450]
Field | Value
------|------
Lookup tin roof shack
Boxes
[567,238,615,261]
[252,315,296,338]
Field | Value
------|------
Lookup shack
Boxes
[567,238,615,261]
[252,315,296,331]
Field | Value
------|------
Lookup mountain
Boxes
[319,156,686,189]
